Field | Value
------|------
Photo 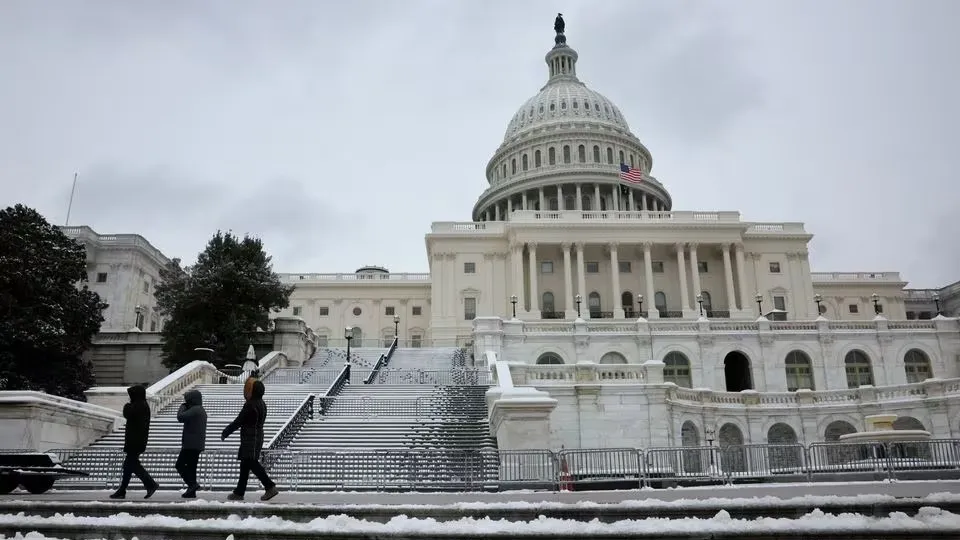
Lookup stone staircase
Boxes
[383,347,460,371]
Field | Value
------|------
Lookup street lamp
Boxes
[393,315,400,341]
[755,293,763,316]
[344,326,354,364]
[704,426,716,468]
[510,294,518,318]
[814,293,823,315]
[871,293,881,314]
[934,293,942,316]
[696,293,704,317]
[575,294,582,318]
[134,304,144,330]
[637,294,644,316]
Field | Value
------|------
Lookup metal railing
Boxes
[264,368,360,385]
[316,364,352,415]
[364,337,399,384]
[372,369,493,386]
[265,395,315,452]
[34,439,960,492]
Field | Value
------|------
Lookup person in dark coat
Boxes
[110,384,159,499]
[176,388,207,498]
[221,379,278,501]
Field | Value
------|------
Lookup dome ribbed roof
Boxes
[503,81,630,141]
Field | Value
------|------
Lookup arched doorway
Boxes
[718,423,746,472]
[351,327,364,347]
[681,421,702,473]
[621,291,634,317]
[767,422,802,469]
[723,351,753,392]
[825,420,857,442]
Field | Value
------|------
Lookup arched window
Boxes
[588,292,601,316]
[548,197,559,211]
[581,195,592,210]
[663,351,692,388]
[718,424,746,473]
[599,352,627,364]
[767,423,802,468]
[655,291,667,314]
[680,421,701,473]
[563,145,571,164]
[577,144,586,163]
[629,154,635,167]
[501,163,506,178]
[618,150,625,164]
[904,349,932,383]
[534,149,542,168]
[844,350,874,388]
[784,350,814,391]
[593,145,601,163]
[564,194,575,210]
[600,197,607,211]
[511,158,516,174]
[352,327,364,346]
[825,420,856,442]
[548,147,556,165]
[521,154,528,171]
[541,292,555,314]
[536,352,564,365]
[606,147,614,164]
[621,291,634,316]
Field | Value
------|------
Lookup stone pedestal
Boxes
[489,387,557,451]
[272,317,310,367]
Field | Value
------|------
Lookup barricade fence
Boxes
[27,439,960,492]
[372,369,493,386]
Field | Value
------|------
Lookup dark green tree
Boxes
[0,204,107,400]
[155,231,293,370]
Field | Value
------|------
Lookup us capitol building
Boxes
[65,21,960,449]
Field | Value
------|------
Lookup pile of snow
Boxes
[2,507,960,535]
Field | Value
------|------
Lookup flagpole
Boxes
[65,171,78,226]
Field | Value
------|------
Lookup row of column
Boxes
[509,242,752,319]
[482,182,666,221]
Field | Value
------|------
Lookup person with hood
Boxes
[110,384,158,499]
[221,378,279,501]
[176,388,207,498]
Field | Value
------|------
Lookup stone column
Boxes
[575,242,589,319]
[643,242,658,319]
[562,242,575,319]
[689,243,702,311]
[527,243,540,318]
[628,190,635,211]
[522,191,528,211]
[575,184,582,210]
[511,243,525,316]
[609,242,624,318]
[539,188,545,210]
[593,185,601,211]
[735,243,750,315]
[721,243,738,311]
[675,243,691,317]
[556,185,563,209]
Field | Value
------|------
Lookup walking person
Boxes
[221,378,279,501]
[110,385,158,499]
[176,389,207,498]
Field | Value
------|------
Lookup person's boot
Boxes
[227,492,244,501]
[144,482,158,499]
[109,490,126,500]
[181,485,197,498]
[260,486,279,501]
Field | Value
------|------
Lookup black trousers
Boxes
[234,457,275,496]
[118,453,156,491]
[176,449,201,488]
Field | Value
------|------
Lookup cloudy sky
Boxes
[1,0,957,287]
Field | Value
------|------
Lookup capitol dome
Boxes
[472,20,672,222]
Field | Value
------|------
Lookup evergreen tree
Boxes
[0,204,107,400]
[155,231,293,370]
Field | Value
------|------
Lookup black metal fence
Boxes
[27,438,960,492]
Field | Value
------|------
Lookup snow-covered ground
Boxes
[11,479,960,505]
[2,506,960,537]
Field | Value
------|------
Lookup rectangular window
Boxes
[652,261,664,273]
[411,335,423,348]
[149,318,158,332]
[412,306,422,316]
[96,272,107,283]
[385,306,395,316]
[540,261,554,274]
[618,261,632,273]
[919,311,932,320]
[463,262,476,273]
[292,306,302,316]
[773,296,786,311]
[317,335,329,347]
[875,304,884,314]
[906,311,916,320]
[769,261,781,273]
[849,304,859,314]
[143,281,150,293]
[319,306,329,316]
[586,262,599,273]
[464,297,477,320]
[697,261,708,273]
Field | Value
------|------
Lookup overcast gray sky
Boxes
[1,0,957,288]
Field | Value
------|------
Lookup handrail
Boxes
[363,336,399,384]
[318,363,351,416]
[266,394,315,450]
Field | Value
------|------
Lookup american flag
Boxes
[619,163,644,184]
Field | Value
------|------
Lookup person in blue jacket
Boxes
[176,388,207,498]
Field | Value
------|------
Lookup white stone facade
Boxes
[60,225,171,332]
